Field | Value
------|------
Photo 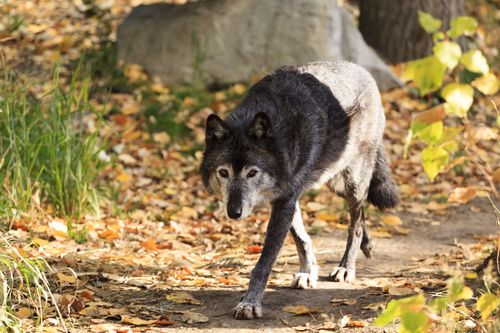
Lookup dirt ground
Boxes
[70,197,498,333]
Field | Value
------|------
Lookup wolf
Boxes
[200,60,399,320]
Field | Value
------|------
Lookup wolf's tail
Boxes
[367,145,399,210]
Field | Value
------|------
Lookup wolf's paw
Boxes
[291,266,318,289]
[233,301,262,320]
[361,238,374,258]
[329,266,355,282]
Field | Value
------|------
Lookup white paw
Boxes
[233,301,262,320]
[329,266,355,282]
[291,267,318,289]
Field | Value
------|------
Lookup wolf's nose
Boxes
[227,206,242,219]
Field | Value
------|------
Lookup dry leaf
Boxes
[140,238,158,251]
[181,312,209,324]
[153,132,171,145]
[15,307,33,319]
[382,215,403,226]
[282,305,320,315]
[247,244,263,254]
[448,187,478,204]
[121,315,157,326]
[166,292,201,305]
[57,272,77,284]
[387,286,415,296]
[330,298,357,305]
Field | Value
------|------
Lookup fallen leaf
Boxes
[448,187,478,204]
[387,286,415,296]
[382,215,403,226]
[362,302,385,311]
[346,320,367,328]
[140,238,158,251]
[15,307,33,319]
[166,292,201,305]
[153,132,171,145]
[121,315,157,326]
[330,298,357,305]
[247,244,263,254]
[181,312,209,324]
[282,305,320,315]
[57,272,77,284]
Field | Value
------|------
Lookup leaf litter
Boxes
[1,0,499,332]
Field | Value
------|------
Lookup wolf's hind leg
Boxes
[290,202,318,289]
[360,210,374,258]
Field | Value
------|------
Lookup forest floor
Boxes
[1,1,499,332]
[24,197,496,333]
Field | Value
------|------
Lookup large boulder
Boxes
[117,0,402,91]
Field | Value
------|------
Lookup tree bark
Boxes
[358,0,465,64]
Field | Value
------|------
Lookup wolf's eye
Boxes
[247,169,258,178]
[218,169,229,178]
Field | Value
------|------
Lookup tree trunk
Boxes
[358,0,465,64]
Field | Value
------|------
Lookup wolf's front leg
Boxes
[233,198,296,320]
[330,200,364,282]
[290,202,318,289]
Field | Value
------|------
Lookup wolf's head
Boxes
[200,112,280,220]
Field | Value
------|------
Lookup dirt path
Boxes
[74,197,497,332]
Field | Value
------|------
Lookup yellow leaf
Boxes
[15,307,33,319]
[232,83,247,95]
[472,73,499,95]
[181,312,209,324]
[166,292,201,305]
[460,49,489,74]
[371,228,393,238]
[282,305,320,315]
[476,293,500,320]
[153,132,171,145]
[121,315,157,326]
[388,287,415,296]
[382,215,403,226]
[315,212,341,221]
[448,187,478,204]
[57,272,77,284]
[121,99,141,115]
[441,83,474,117]
[124,64,148,83]
[433,41,462,70]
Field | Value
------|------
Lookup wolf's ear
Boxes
[205,114,228,141]
[249,112,273,140]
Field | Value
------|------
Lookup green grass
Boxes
[0,66,106,231]
[0,236,67,333]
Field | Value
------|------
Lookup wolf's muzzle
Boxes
[227,188,243,219]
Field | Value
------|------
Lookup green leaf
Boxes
[441,83,474,117]
[476,293,500,320]
[400,311,431,333]
[460,49,489,74]
[448,16,478,38]
[433,41,462,70]
[432,31,445,43]
[403,56,447,96]
[412,121,443,145]
[422,146,449,180]
[447,276,473,302]
[374,294,426,327]
[471,73,500,95]
[429,297,448,313]
[418,11,442,33]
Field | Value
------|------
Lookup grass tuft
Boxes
[0,65,106,231]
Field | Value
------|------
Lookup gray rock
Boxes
[117,0,402,91]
